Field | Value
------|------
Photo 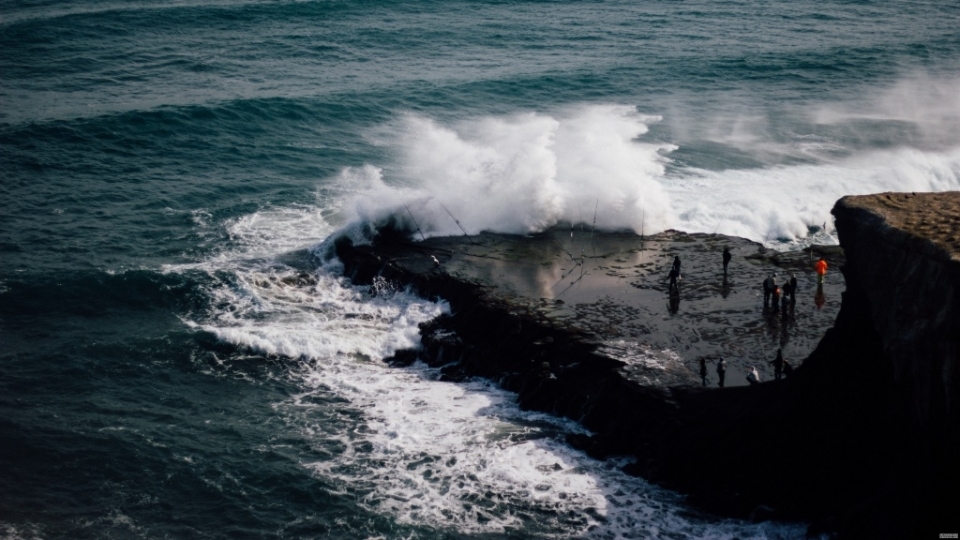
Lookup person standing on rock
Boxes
[699,357,708,387]
[770,348,784,380]
[746,366,761,385]
[672,255,681,274]
[815,257,828,284]
[772,284,782,310]
[538,361,555,380]
[668,266,681,292]
[782,358,794,378]
[722,247,732,275]
[717,356,726,387]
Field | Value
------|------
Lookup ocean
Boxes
[1,1,959,538]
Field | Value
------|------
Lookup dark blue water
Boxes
[3,1,960,538]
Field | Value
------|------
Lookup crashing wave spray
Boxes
[345,105,677,238]
[667,146,960,247]
[341,99,960,248]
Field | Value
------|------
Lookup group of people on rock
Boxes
[744,348,794,385]
[759,258,828,309]
[701,356,726,387]
[677,248,827,387]
[699,348,794,388]
[762,271,799,308]
[667,247,829,306]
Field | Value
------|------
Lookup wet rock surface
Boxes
[342,225,843,388]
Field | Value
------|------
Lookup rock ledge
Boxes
[333,193,960,537]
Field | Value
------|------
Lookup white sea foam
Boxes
[341,102,960,250]
[293,358,807,538]
[198,269,443,362]
[223,204,335,260]
[176,201,808,537]
[666,145,960,248]
[162,204,336,274]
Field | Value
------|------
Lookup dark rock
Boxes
[332,197,959,538]
[383,348,419,367]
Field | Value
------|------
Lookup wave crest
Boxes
[347,105,676,237]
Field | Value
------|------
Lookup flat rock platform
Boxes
[341,225,844,387]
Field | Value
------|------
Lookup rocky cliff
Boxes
[828,192,960,535]
[333,193,960,538]
[651,192,960,537]
[833,192,960,449]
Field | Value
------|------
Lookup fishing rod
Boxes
[437,200,477,245]
[551,257,584,290]
[556,269,588,298]
[402,201,427,242]
[532,217,579,263]
[553,233,578,263]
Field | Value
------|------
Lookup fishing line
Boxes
[401,201,427,242]
[437,200,477,245]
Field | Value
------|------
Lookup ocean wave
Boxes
[337,103,960,248]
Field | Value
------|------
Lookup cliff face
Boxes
[827,193,960,537]
[833,193,960,450]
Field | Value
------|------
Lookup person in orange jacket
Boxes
[815,257,828,284]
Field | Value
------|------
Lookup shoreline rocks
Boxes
[332,194,959,538]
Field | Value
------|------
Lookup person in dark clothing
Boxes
[668,267,680,292]
[537,361,556,380]
[788,272,798,304]
[763,273,777,306]
[772,285,781,309]
[722,247,732,275]
[716,356,726,388]
[782,359,794,378]
[699,357,708,387]
[672,255,681,272]
[770,348,784,380]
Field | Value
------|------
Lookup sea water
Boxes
[2,1,959,538]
